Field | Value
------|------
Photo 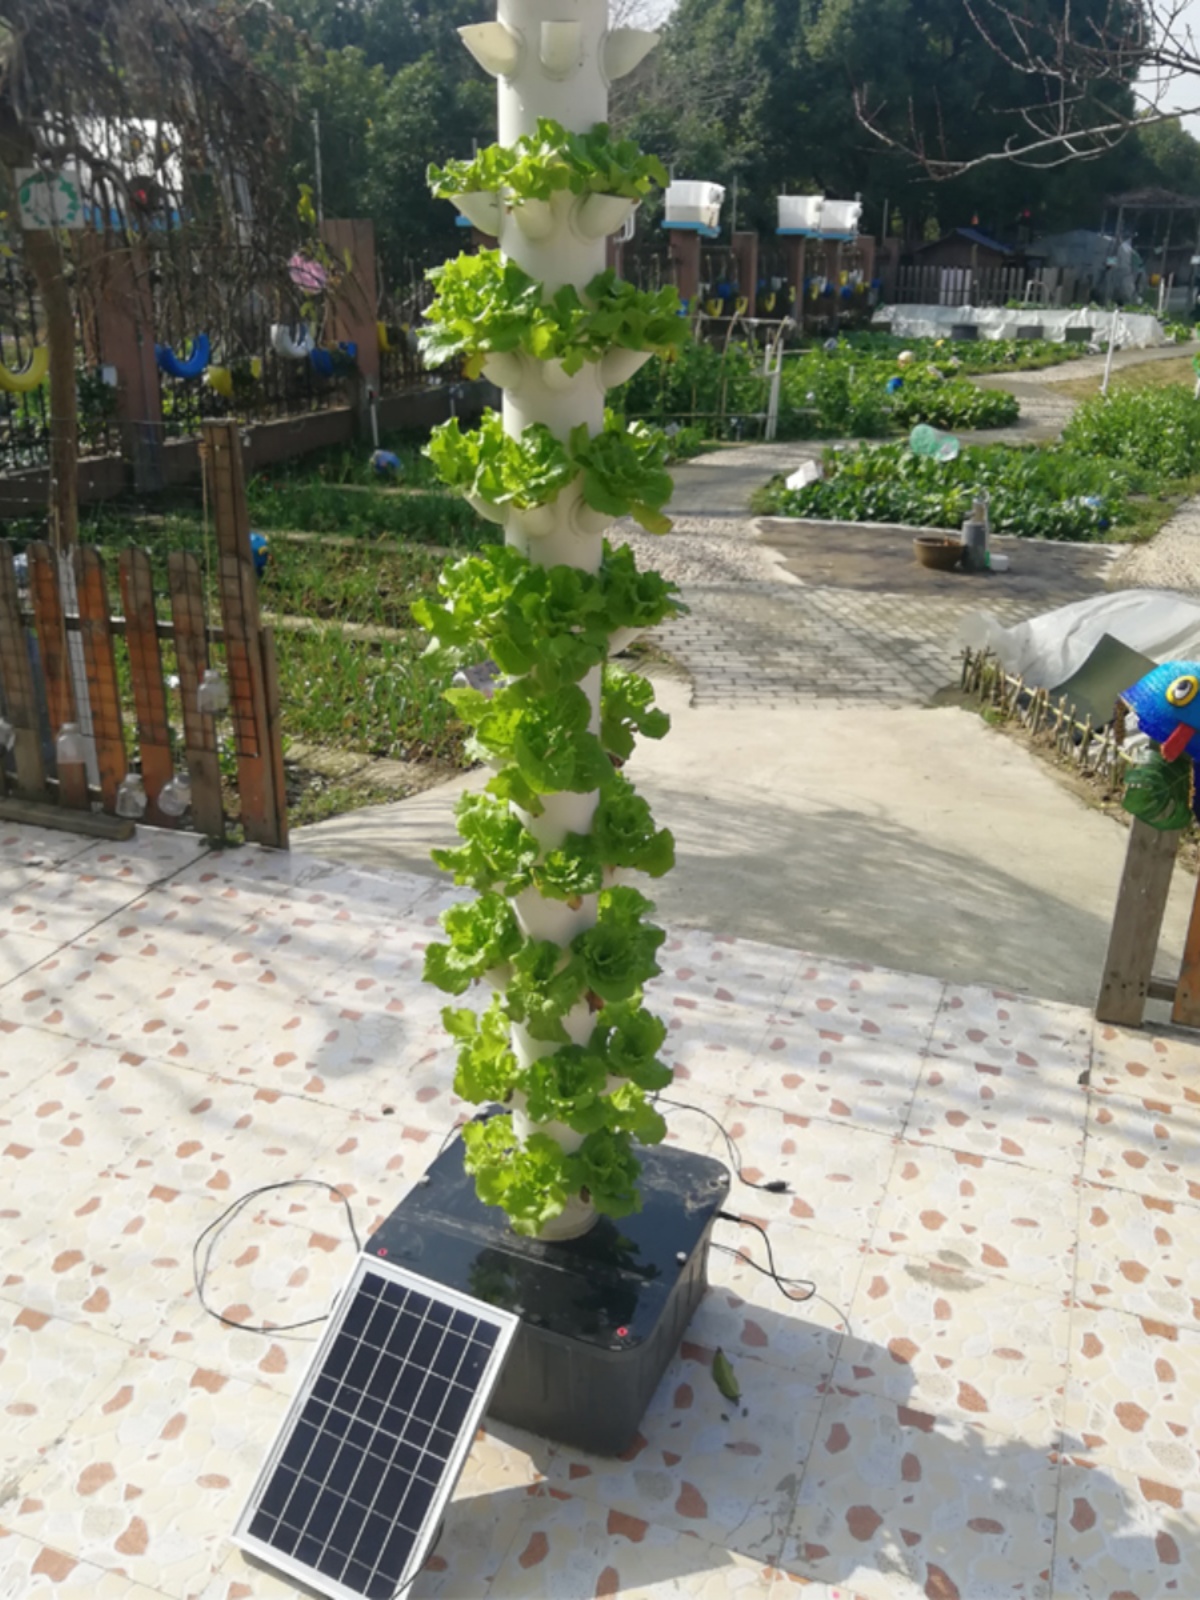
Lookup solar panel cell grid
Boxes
[237,1262,515,1600]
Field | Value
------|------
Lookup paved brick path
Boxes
[647,350,1194,707]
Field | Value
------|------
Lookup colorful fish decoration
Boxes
[1120,661,1200,828]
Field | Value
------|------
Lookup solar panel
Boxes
[233,1258,519,1600]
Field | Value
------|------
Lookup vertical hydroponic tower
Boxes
[418,4,685,1241]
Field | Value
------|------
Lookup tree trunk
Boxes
[23,227,78,551]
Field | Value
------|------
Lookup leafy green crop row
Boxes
[761,438,1149,541]
[615,336,1019,441]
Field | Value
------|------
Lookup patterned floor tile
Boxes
[1052,1460,1199,1598]
[0,823,94,870]
[1089,1023,1200,1108]
[8,1347,287,1594]
[72,829,211,887]
[721,1102,895,1239]
[0,1531,172,1600]
[532,1342,826,1559]
[1,1170,223,1344]
[905,1049,1088,1172]
[1074,1183,1200,1331]
[652,992,773,1089]
[147,1201,363,1395]
[114,1076,335,1203]
[691,1218,863,1383]
[482,1487,783,1599]
[0,872,144,944]
[0,928,65,992]
[737,1032,922,1137]
[874,1141,1080,1291]
[1,947,173,1043]
[928,986,1092,1075]
[1062,1305,1200,1491]
[0,1020,81,1102]
[1082,1095,1200,1205]
[0,1303,133,1482]
[781,1389,1059,1600]
[765,963,943,1053]
[651,930,800,1012]
[0,1040,191,1205]
[835,1250,1070,1445]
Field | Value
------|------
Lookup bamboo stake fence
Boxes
[960,647,1133,796]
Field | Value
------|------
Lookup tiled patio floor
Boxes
[1,821,1197,1600]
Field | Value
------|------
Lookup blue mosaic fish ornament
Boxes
[1121,662,1200,763]
[1120,660,1200,827]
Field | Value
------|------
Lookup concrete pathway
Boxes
[1,822,1196,1600]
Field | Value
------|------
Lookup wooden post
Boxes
[203,420,286,848]
[82,231,164,493]
[119,547,176,828]
[785,236,808,318]
[167,550,225,841]
[732,230,758,318]
[1096,818,1182,1026]
[666,230,702,307]
[28,542,87,808]
[73,546,127,812]
[0,539,46,797]
[1171,870,1200,1028]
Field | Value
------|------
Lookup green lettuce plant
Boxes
[426,409,674,532]
[429,119,667,205]
[419,252,687,377]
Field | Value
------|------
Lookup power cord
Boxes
[193,1179,361,1335]
[652,1095,790,1192]
[714,1210,816,1304]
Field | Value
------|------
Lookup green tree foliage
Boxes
[631,0,1147,240]
[270,4,494,268]
[259,0,1197,264]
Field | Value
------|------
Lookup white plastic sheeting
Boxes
[958,590,1200,686]
[872,305,1168,348]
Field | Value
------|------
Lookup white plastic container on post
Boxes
[663,180,725,231]
[777,194,824,235]
[819,198,864,240]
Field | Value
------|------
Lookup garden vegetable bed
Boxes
[757,382,1200,544]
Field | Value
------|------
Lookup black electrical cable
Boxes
[193,1179,361,1335]
[714,1209,817,1304]
[653,1094,789,1192]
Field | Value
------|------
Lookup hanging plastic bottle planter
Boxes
[115,772,148,819]
[158,770,193,818]
[197,667,230,715]
[54,721,87,765]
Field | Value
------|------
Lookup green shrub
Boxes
[1063,385,1200,479]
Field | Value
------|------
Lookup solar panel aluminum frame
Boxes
[231,1257,519,1600]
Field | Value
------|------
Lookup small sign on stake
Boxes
[16,167,85,230]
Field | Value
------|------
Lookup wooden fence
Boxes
[0,421,287,847]
[889,264,1080,309]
